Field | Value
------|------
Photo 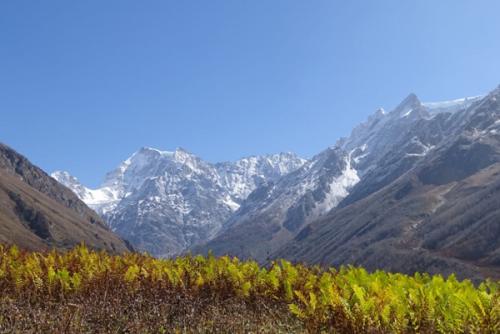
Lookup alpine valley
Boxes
[53,85,500,280]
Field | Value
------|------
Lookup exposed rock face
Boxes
[0,143,132,253]
[274,88,500,280]
[194,147,360,261]
[53,148,305,257]
[195,93,487,264]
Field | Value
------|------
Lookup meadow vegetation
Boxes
[0,245,498,333]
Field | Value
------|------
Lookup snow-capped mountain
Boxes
[51,171,121,215]
[196,91,489,263]
[195,146,361,260]
[275,86,500,281]
[52,148,305,257]
[52,85,499,280]
[337,93,485,206]
[215,152,307,202]
[338,93,484,176]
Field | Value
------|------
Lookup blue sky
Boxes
[1,1,500,187]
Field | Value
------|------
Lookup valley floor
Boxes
[0,245,498,333]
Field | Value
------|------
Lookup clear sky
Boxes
[1,1,500,187]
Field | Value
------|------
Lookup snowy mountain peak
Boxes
[139,146,172,155]
[392,93,422,117]
[133,146,175,161]
[173,147,199,164]
[53,148,305,257]
[51,171,120,213]
[175,146,190,153]
[344,91,483,158]
[401,92,420,105]
[51,171,86,195]
[52,170,77,183]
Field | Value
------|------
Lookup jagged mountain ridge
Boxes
[52,86,500,280]
[53,149,305,257]
[194,147,360,260]
[274,87,500,280]
[195,91,490,266]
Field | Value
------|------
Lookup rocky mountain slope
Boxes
[273,87,500,280]
[195,93,481,261]
[53,149,305,257]
[0,143,132,253]
[194,147,360,260]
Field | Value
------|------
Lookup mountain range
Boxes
[52,150,305,257]
[52,85,500,280]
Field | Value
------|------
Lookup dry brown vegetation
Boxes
[0,245,498,333]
